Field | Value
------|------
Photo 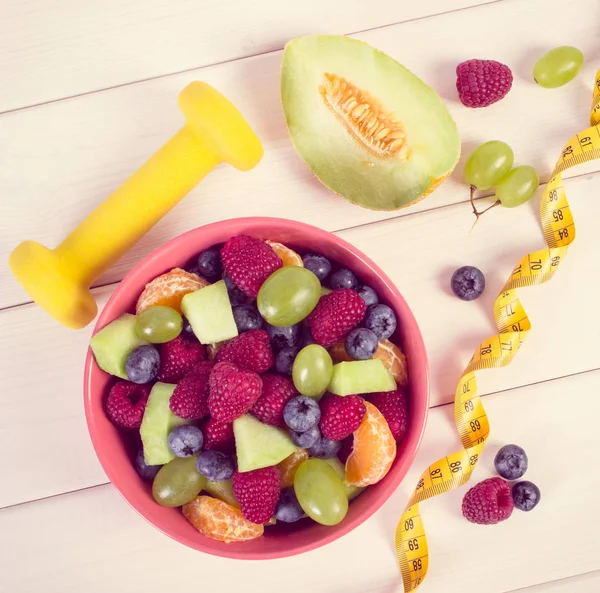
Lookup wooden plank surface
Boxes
[1,370,598,593]
[511,572,600,593]
[2,0,600,309]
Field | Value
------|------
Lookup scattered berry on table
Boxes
[169,361,213,419]
[196,246,223,281]
[451,266,486,301]
[105,381,151,430]
[307,288,366,348]
[266,323,302,352]
[168,425,204,457]
[134,447,162,481]
[363,304,397,340]
[221,235,282,298]
[338,435,354,464]
[366,388,409,442]
[232,304,264,333]
[125,345,160,384]
[201,418,235,453]
[275,488,305,523]
[208,362,263,423]
[224,275,250,306]
[283,395,321,432]
[494,444,528,480]
[302,253,332,283]
[232,466,281,524]
[215,329,274,374]
[357,285,379,307]
[456,59,513,108]
[196,450,236,481]
[157,334,206,383]
[512,480,541,512]
[289,424,321,448]
[330,268,358,290]
[462,477,514,525]
[344,327,379,360]
[250,374,297,426]
[181,316,195,338]
[275,346,301,376]
[308,435,342,459]
[319,393,366,441]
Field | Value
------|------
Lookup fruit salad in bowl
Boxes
[84,217,429,559]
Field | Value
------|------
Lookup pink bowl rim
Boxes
[83,216,430,560]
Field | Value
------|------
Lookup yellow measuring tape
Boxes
[395,69,600,591]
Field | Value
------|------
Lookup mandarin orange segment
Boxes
[278,448,309,488]
[182,495,264,543]
[266,241,304,267]
[330,338,408,387]
[345,401,396,487]
[136,268,209,314]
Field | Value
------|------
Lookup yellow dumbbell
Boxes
[9,82,263,330]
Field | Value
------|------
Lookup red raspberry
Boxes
[462,477,514,525]
[105,381,151,430]
[366,387,409,442]
[338,435,354,464]
[307,289,366,348]
[232,466,280,524]
[208,362,262,423]
[250,374,296,426]
[201,417,235,453]
[158,334,206,383]
[215,330,274,374]
[456,59,513,108]
[319,393,366,441]
[221,235,282,298]
[169,361,213,419]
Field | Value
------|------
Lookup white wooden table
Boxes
[2,0,599,591]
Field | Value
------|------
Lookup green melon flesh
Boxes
[281,35,460,210]
[181,280,238,345]
[233,415,298,472]
[140,383,190,465]
[89,313,149,379]
[328,360,396,396]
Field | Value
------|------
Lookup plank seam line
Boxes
[502,568,600,593]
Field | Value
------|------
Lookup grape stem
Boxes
[470,185,500,229]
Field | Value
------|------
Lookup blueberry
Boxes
[284,396,321,432]
[302,323,316,347]
[451,266,485,301]
[494,444,528,480]
[134,447,162,481]
[363,304,397,340]
[308,435,341,459]
[357,285,379,307]
[512,481,541,512]
[224,275,250,306]
[167,425,204,457]
[275,488,305,523]
[126,345,160,384]
[266,323,301,351]
[275,346,300,376]
[302,253,332,283]
[345,328,379,360]
[289,424,321,448]
[182,316,195,338]
[196,450,235,481]
[330,268,358,290]
[233,304,263,333]
[196,246,222,281]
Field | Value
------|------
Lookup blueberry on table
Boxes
[451,266,485,301]
[494,444,528,480]
[196,246,223,281]
[275,488,305,523]
[289,424,321,448]
[330,268,358,290]
[363,304,397,340]
[125,345,160,384]
[167,425,204,457]
[283,396,321,432]
[275,346,300,376]
[302,253,332,283]
[232,304,264,332]
[357,285,379,306]
[345,328,378,360]
[134,447,162,481]
[266,323,302,351]
[196,450,235,481]
[512,480,541,511]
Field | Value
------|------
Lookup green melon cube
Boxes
[328,359,396,396]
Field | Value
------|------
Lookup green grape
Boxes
[533,46,584,88]
[294,458,348,526]
[292,344,333,398]
[152,456,206,507]
[257,266,321,326]
[136,306,183,343]
[464,141,514,190]
[496,166,539,208]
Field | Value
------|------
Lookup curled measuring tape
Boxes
[395,69,600,591]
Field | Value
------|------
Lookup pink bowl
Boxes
[84,217,429,560]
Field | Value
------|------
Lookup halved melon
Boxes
[281,35,460,210]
